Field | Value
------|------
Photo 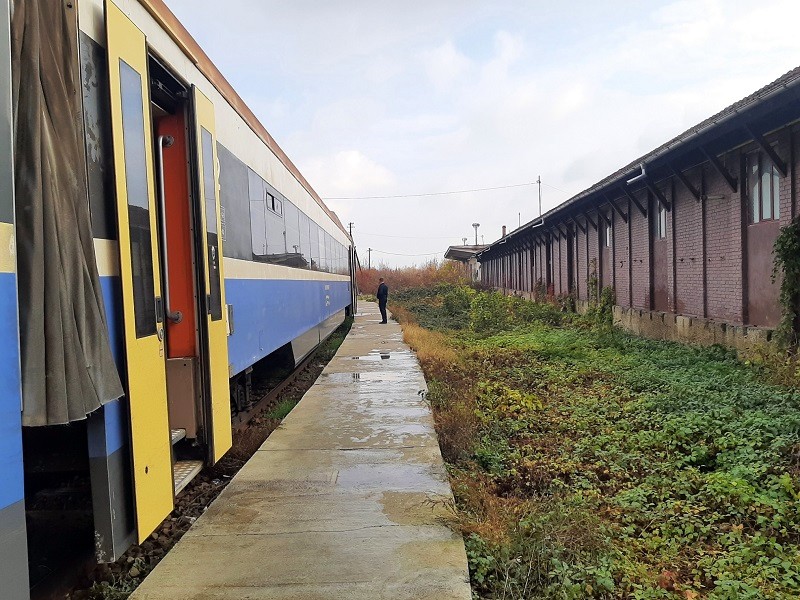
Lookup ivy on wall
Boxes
[772,216,800,349]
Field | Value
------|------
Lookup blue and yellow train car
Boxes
[1,1,355,596]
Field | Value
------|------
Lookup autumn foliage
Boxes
[355,259,467,296]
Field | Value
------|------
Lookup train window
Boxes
[318,227,327,271]
[217,143,251,260]
[310,221,320,269]
[325,233,333,273]
[203,130,217,235]
[264,192,283,216]
[248,168,267,255]
[265,209,285,256]
[201,128,222,321]
[119,60,157,338]
[285,202,301,261]
[298,211,311,267]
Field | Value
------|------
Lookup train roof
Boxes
[138,0,350,241]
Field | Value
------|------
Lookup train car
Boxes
[1,0,356,597]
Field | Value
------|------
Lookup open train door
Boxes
[105,0,173,542]
[191,87,232,463]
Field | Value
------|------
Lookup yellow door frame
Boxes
[105,0,173,542]
[192,87,232,463]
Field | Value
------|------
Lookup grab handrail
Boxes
[156,134,183,324]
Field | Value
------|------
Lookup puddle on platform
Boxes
[351,350,413,362]
[321,371,408,383]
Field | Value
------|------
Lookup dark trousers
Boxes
[378,300,387,323]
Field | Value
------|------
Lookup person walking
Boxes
[376,277,389,324]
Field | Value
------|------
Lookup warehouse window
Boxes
[656,203,667,239]
[747,151,781,223]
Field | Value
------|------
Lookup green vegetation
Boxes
[264,398,297,421]
[773,216,800,349]
[390,286,800,599]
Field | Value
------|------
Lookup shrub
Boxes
[470,291,512,333]
[443,286,474,317]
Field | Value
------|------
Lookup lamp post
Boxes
[472,223,480,246]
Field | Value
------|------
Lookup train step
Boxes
[173,460,203,495]
[170,428,186,445]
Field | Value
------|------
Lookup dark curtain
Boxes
[12,0,124,426]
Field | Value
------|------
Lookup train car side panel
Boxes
[0,0,28,595]
[87,243,136,560]
[225,268,351,376]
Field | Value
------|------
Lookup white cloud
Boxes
[164,0,800,266]
[422,40,472,92]
[304,150,396,197]
[493,30,524,66]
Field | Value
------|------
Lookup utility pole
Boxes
[537,175,542,217]
[348,222,354,239]
[472,223,480,246]
[368,248,371,270]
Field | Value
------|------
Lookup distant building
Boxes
[445,245,488,282]
[478,67,800,349]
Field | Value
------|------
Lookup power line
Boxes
[324,181,537,200]
[542,182,570,195]
[357,231,463,240]
[370,249,446,257]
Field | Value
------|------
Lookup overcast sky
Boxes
[167,0,800,267]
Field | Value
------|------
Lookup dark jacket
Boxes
[377,283,388,302]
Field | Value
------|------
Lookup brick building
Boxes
[478,68,800,346]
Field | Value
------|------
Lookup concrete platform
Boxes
[131,302,471,600]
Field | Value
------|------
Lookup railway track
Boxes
[231,349,319,432]
[33,352,320,600]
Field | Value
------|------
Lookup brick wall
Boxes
[479,123,799,332]
[576,226,586,299]
[613,208,630,307]
[704,150,744,324]
[673,165,705,317]
[558,234,569,295]
[629,189,651,309]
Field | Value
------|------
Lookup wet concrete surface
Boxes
[131,302,471,599]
